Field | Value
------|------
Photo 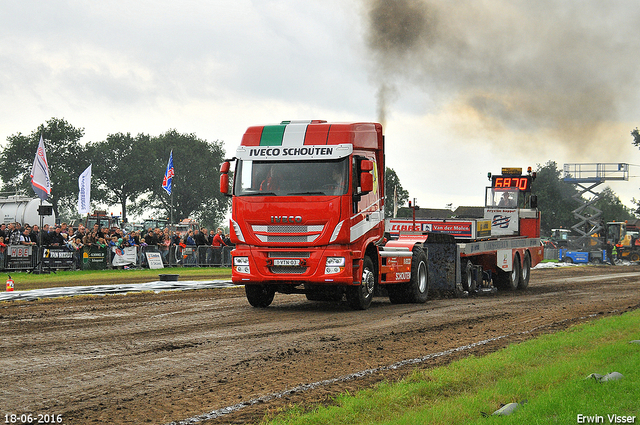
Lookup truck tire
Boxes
[346,255,375,310]
[462,260,477,293]
[495,255,520,291]
[518,252,531,289]
[629,252,640,262]
[407,247,429,303]
[387,247,429,304]
[245,284,275,308]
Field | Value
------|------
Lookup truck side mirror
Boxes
[220,161,231,195]
[220,174,230,194]
[530,195,537,209]
[360,172,373,193]
[359,159,374,194]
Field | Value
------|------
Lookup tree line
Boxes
[0,117,230,228]
[1,117,636,235]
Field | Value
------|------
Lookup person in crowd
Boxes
[0,223,6,240]
[172,231,182,246]
[29,225,40,244]
[186,229,196,246]
[209,227,227,266]
[211,227,227,247]
[8,223,21,246]
[194,227,208,265]
[19,228,36,246]
[156,228,169,263]
[96,237,108,249]
[69,237,84,269]
[83,230,96,247]
[49,226,65,246]
[39,224,51,246]
[0,236,6,269]
[92,223,104,239]
[60,223,69,239]
[144,228,158,246]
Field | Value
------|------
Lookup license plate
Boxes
[273,259,300,266]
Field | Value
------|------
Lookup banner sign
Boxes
[43,248,75,269]
[9,246,33,257]
[83,246,108,270]
[112,246,137,266]
[484,208,519,236]
[78,164,92,214]
[146,252,164,269]
[386,219,492,240]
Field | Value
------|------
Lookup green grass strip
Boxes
[264,310,640,424]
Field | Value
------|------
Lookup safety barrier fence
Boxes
[0,245,233,271]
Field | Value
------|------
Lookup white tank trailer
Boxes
[0,195,56,227]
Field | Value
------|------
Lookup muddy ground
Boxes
[1,265,639,425]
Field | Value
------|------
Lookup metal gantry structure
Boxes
[563,163,629,245]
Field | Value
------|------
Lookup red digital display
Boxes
[492,176,531,191]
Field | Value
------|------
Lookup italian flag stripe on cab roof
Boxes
[259,120,319,146]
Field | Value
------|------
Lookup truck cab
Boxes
[220,120,385,308]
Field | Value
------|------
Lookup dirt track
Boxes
[1,265,640,425]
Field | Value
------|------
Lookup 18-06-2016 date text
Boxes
[4,413,63,424]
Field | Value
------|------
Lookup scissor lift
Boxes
[563,163,629,246]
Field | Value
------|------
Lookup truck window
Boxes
[235,158,349,197]
[486,188,519,208]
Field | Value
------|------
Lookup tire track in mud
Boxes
[1,266,640,425]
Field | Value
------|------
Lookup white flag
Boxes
[30,135,51,201]
[78,164,92,214]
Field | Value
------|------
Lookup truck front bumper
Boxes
[231,245,359,286]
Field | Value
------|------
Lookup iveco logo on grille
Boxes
[271,215,302,223]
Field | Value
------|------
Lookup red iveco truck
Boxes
[220,120,543,310]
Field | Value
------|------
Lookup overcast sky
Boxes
[2,0,640,213]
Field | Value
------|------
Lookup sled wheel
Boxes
[518,252,531,289]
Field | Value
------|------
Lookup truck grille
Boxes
[252,224,324,243]
[268,252,311,258]
[270,266,308,274]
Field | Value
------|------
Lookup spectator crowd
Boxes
[0,221,233,270]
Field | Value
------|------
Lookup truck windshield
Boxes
[235,157,349,197]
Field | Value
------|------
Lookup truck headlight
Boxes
[325,257,345,274]
[234,256,250,274]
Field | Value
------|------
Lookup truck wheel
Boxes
[629,252,640,262]
[495,255,520,290]
[346,256,375,310]
[245,284,275,308]
[518,252,531,289]
[407,247,429,303]
[387,247,429,304]
[462,260,477,293]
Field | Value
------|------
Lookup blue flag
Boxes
[162,150,174,195]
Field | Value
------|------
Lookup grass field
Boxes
[263,310,640,425]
